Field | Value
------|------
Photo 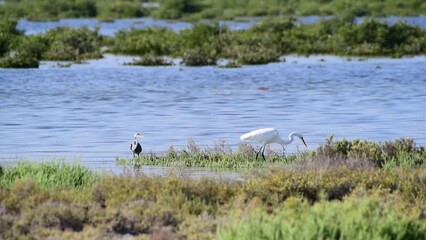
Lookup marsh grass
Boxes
[217,192,426,240]
[116,137,425,170]
[1,161,425,239]
[313,135,426,168]
[116,139,302,169]
[0,161,98,190]
[0,137,425,238]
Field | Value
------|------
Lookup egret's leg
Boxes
[261,145,266,161]
[256,145,264,160]
[282,146,286,157]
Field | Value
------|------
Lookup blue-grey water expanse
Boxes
[16,16,426,36]
[1,54,425,171]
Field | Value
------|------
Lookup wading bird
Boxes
[240,128,307,160]
[130,133,143,157]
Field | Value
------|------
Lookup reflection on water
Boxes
[1,55,426,173]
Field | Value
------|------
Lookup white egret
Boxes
[130,133,143,157]
[240,128,307,160]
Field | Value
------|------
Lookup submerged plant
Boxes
[126,55,173,66]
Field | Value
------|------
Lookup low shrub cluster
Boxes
[1,0,425,21]
[118,137,425,170]
[0,161,98,189]
[116,139,299,168]
[97,18,426,65]
[218,193,426,240]
[2,17,426,67]
[0,161,425,239]
[0,26,102,68]
[313,135,426,168]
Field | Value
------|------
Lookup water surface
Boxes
[1,55,425,172]
[16,16,426,36]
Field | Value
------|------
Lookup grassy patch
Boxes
[0,161,425,239]
[312,135,426,168]
[0,161,98,190]
[116,139,300,168]
[117,137,426,169]
[217,193,426,240]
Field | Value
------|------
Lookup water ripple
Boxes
[0,55,426,170]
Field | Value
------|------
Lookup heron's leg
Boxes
[282,145,286,157]
[261,145,266,161]
[256,145,263,160]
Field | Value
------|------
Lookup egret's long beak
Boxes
[301,137,307,147]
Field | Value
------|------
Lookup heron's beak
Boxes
[301,137,307,147]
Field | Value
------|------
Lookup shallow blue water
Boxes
[1,54,425,171]
[16,16,426,36]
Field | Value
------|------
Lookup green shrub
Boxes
[96,0,143,19]
[181,47,217,66]
[0,20,23,57]
[43,27,102,61]
[0,161,98,189]
[0,53,39,68]
[0,161,425,239]
[218,194,426,240]
[110,28,177,56]
[313,135,426,167]
[153,0,203,19]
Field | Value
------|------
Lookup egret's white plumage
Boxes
[240,128,307,160]
[130,133,143,157]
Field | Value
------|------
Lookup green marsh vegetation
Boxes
[1,0,425,21]
[116,136,426,169]
[1,150,426,238]
[0,20,103,68]
[110,18,426,66]
[2,17,426,68]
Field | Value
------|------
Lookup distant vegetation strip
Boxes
[0,160,425,238]
[1,17,426,68]
[0,0,425,21]
[116,136,426,169]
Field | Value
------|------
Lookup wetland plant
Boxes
[1,0,426,20]
[313,135,426,168]
[116,139,302,168]
[0,161,98,189]
[2,17,426,68]
[0,161,425,239]
[116,137,425,170]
